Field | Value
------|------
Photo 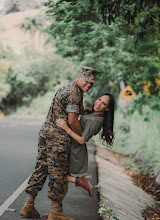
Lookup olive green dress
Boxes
[69,113,104,174]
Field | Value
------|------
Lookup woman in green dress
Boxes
[56,92,115,195]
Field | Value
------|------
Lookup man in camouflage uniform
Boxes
[20,66,100,220]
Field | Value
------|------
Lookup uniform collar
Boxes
[73,80,83,98]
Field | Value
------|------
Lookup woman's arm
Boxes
[56,119,86,144]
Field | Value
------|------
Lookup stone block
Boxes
[155,174,160,185]
[154,163,160,177]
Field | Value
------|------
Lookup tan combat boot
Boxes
[48,201,74,220]
[42,183,69,219]
[20,194,40,218]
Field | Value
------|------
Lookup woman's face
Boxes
[94,95,109,113]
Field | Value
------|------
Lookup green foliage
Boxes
[95,183,101,192]
[96,0,160,41]
[45,0,102,60]
[0,42,14,59]
[19,13,49,35]
[10,91,56,117]
[0,45,77,114]
[0,43,14,103]
[98,202,119,219]
[45,0,127,103]
[45,0,160,109]
[10,82,72,117]
[2,67,37,112]
[111,108,160,170]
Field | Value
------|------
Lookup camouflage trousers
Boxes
[25,135,70,202]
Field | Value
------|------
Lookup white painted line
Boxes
[0,175,30,216]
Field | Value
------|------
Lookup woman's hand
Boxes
[56,118,85,144]
[56,118,68,130]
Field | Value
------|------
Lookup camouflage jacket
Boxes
[39,81,83,143]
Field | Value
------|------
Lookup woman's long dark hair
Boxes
[85,92,115,146]
[100,92,115,146]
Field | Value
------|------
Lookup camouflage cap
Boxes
[81,66,100,83]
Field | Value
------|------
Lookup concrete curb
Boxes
[95,145,156,220]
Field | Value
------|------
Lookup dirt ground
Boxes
[104,148,160,219]
[131,173,160,220]
[119,154,160,220]
[96,145,157,220]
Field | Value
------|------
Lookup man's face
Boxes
[77,75,93,92]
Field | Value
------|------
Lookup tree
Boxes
[96,0,160,41]
[45,0,160,109]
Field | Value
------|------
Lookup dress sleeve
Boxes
[82,119,103,142]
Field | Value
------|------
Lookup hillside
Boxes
[0,0,48,53]
[0,0,44,15]
[0,9,47,53]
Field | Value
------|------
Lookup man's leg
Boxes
[47,139,74,220]
[20,136,48,218]
[42,174,93,219]
[42,182,69,219]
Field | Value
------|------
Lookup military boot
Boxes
[42,182,69,219]
[20,194,40,218]
[48,201,74,220]
[20,206,40,218]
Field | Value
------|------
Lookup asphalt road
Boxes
[0,117,101,220]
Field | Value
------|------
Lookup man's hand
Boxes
[68,112,83,135]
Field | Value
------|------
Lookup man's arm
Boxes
[79,102,85,115]
[68,112,83,135]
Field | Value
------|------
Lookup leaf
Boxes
[155,201,160,204]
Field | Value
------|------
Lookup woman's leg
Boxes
[75,175,94,197]
[66,174,94,197]
[66,175,76,183]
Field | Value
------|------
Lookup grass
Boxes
[95,108,160,171]
[98,202,119,220]
[96,184,119,220]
